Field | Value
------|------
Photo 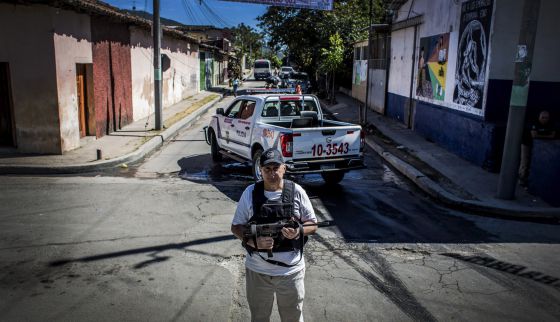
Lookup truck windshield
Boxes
[255,61,270,68]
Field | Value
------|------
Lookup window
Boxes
[262,102,279,117]
[239,101,255,120]
[254,61,270,68]
[225,100,243,118]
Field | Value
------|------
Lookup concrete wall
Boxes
[0,4,61,153]
[52,10,93,152]
[130,27,199,121]
[486,0,560,124]
[386,27,415,124]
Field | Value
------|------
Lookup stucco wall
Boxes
[490,0,560,82]
[487,0,560,124]
[53,9,93,152]
[162,36,199,107]
[130,27,199,121]
[91,17,133,137]
[0,4,61,153]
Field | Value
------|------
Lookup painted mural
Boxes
[453,0,493,111]
[353,60,368,85]
[416,33,449,101]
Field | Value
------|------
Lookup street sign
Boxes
[221,0,333,10]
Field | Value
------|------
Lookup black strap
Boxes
[252,181,266,216]
[247,180,304,267]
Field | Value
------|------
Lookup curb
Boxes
[0,94,224,175]
[365,137,560,220]
[320,101,560,221]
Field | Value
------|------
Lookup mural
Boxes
[353,60,368,85]
[453,0,493,111]
[416,33,449,101]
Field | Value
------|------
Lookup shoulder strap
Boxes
[252,181,266,217]
[281,180,295,217]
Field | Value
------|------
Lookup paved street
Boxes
[1,79,560,321]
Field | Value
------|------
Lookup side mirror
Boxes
[216,108,225,116]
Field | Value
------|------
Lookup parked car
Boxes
[288,72,312,93]
[205,92,365,184]
[279,66,295,79]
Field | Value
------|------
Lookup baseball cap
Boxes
[260,148,284,166]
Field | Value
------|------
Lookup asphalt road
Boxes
[1,79,560,321]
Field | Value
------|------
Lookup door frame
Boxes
[0,62,16,147]
[76,63,95,138]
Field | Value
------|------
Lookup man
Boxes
[233,77,240,97]
[231,148,317,322]
[519,110,556,187]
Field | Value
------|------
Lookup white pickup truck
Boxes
[205,93,365,184]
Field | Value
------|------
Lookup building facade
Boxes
[0,0,201,154]
[376,0,560,204]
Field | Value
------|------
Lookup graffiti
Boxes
[416,33,450,101]
[442,253,560,290]
[453,0,493,110]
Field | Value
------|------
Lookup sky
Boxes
[103,0,269,30]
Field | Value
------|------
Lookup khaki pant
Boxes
[246,268,305,322]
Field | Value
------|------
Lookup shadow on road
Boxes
[177,153,560,244]
[49,235,236,268]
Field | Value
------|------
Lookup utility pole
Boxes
[497,0,541,199]
[363,0,373,125]
[153,0,162,130]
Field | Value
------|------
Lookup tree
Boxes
[257,0,386,90]
[320,33,344,103]
[227,23,264,63]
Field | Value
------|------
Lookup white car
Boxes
[205,92,365,184]
[280,66,294,78]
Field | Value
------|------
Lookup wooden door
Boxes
[0,62,15,146]
[76,64,87,137]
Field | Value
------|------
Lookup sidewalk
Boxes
[322,93,560,220]
[0,89,227,174]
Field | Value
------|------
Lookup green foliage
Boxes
[320,32,344,73]
[257,0,386,82]
[268,55,282,68]
[226,23,263,61]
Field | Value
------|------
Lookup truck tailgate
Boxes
[292,127,361,160]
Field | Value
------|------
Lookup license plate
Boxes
[320,164,335,170]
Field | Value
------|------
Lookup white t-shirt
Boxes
[232,181,317,276]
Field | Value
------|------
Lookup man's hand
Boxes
[281,227,300,240]
[256,236,274,249]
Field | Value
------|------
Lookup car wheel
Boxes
[321,171,345,185]
[210,130,222,162]
[252,148,263,181]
